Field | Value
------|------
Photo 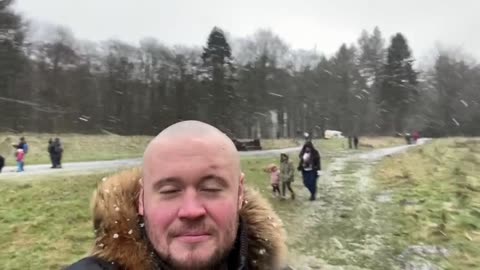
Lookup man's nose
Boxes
[178,189,206,220]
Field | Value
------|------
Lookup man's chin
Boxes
[168,240,222,269]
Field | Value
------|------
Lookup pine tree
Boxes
[358,27,386,134]
[201,27,236,133]
[379,33,418,134]
[0,0,26,130]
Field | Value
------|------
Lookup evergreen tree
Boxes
[358,27,386,133]
[201,27,236,134]
[0,0,26,130]
[379,33,418,134]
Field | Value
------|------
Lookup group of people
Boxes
[0,137,64,173]
[267,140,322,201]
[404,131,421,144]
[0,137,29,173]
[13,137,29,172]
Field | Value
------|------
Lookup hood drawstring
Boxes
[237,217,249,270]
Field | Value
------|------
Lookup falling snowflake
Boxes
[113,233,119,239]
[452,118,460,126]
[128,229,133,235]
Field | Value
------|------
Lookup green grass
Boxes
[1,159,316,270]
[0,133,152,166]
[0,173,103,270]
[0,133,402,167]
[0,137,403,269]
[374,138,480,270]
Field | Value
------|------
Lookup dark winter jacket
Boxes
[0,155,4,172]
[297,150,321,172]
[65,168,289,270]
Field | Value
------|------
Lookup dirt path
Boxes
[279,139,430,270]
[0,146,301,179]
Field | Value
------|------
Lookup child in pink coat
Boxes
[16,148,25,172]
[266,164,281,197]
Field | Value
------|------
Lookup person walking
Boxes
[353,136,359,149]
[15,148,25,172]
[48,139,56,168]
[267,164,281,197]
[53,138,64,168]
[12,137,29,168]
[280,153,295,200]
[298,141,321,201]
[0,155,4,173]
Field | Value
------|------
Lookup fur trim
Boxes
[89,168,287,270]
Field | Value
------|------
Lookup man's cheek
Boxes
[207,200,238,224]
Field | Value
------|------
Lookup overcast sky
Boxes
[13,0,480,61]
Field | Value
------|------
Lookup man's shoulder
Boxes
[64,256,119,270]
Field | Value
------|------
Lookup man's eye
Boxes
[202,188,222,192]
[159,189,180,194]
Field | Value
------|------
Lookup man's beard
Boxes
[143,215,239,270]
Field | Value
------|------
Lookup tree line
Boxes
[1,0,479,137]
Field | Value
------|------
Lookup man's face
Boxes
[140,137,244,270]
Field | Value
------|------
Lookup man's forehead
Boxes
[144,135,239,169]
[148,135,232,155]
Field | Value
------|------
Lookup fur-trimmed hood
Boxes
[89,168,288,270]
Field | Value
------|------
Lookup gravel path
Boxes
[0,146,301,179]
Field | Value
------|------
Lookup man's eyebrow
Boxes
[199,175,229,187]
[152,177,182,191]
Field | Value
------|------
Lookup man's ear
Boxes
[238,172,245,210]
[138,178,144,216]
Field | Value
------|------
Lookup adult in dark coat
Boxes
[353,136,359,149]
[52,138,64,168]
[48,139,55,168]
[0,155,4,173]
[66,121,289,270]
[298,141,321,201]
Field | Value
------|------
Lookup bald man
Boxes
[67,121,288,270]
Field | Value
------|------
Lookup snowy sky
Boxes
[13,0,480,61]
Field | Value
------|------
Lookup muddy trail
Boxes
[276,139,436,270]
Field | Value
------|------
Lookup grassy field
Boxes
[0,134,304,166]
[0,137,406,269]
[0,139,346,269]
[374,138,480,269]
[1,132,401,166]
[0,133,152,166]
[0,159,314,270]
